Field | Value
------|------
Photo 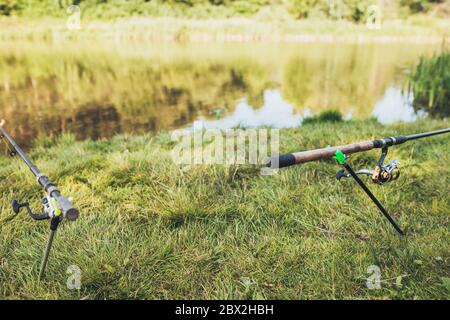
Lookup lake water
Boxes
[0,40,439,146]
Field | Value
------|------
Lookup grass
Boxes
[408,49,450,118]
[3,0,448,21]
[0,118,448,299]
[302,110,344,125]
[1,16,450,43]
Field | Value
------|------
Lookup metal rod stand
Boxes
[342,163,404,235]
[39,217,60,279]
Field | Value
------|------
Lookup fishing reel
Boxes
[12,195,62,227]
[336,146,400,185]
[370,160,400,184]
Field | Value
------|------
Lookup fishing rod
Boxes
[267,128,450,235]
[0,120,79,279]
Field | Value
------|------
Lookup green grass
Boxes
[0,119,449,299]
[408,49,450,118]
[1,16,450,42]
[1,0,449,43]
[0,0,445,21]
[302,110,344,125]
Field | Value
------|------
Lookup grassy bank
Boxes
[2,0,449,42]
[1,16,450,43]
[0,119,449,299]
[2,0,448,20]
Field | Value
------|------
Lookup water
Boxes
[197,86,422,130]
[0,40,439,146]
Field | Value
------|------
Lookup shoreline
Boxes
[1,17,449,43]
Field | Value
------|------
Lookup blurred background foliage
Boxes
[0,0,448,21]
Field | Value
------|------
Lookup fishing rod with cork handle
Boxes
[0,119,79,279]
[266,128,450,234]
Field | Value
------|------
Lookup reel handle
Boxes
[12,199,29,214]
[11,199,49,220]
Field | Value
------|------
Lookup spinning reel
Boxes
[334,147,404,235]
[336,146,400,185]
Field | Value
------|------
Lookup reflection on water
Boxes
[0,41,440,146]
[196,86,423,130]
[372,86,425,124]
[197,89,304,129]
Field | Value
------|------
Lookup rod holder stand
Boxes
[334,150,404,235]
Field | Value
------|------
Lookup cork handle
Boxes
[267,140,374,168]
[293,140,374,163]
